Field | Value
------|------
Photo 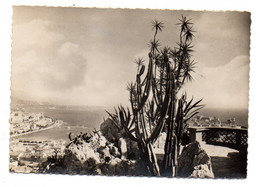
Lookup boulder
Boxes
[89,132,107,150]
[125,138,139,159]
[81,143,100,162]
[82,157,100,174]
[98,157,121,175]
[193,150,211,167]
[63,150,83,173]
[108,144,121,158]
[178,141,214,178]
[190,164,214,178]
[110,157,126,175]
[97,146,112,162]
[97,143,121,161]
[119,137,127,160]
[11,165,33,173]
[100,119,139,159]
[178,141,201,177]
[99,158,138,176]
[40,119,142,175]
[62,143,100,174]
[66,144,98,163]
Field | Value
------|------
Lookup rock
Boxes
[103,147,111,158]
[113,159,127,175]
[39,120,142,175]
[97,146,111,162]
[98,158,121,175]
[97,143,121,162]
[99,163,115,175]
[99,157,138,176]
[81,143,100,163]
[62,142,100,174]
[125,138,139,159]
[108,144,121,158]
[9,161,19,171]
[93,167,102,175]
[190,164,214,178]
[193,150,211,167]
[178,141,214,178]
[89,133,108,150]
[100,119,139,159]
[82,157,99,172]
[98,134,107,147]
[63,149,83,173]
[119,137,127,160]
[11,165,33,173]
[178,141,201,177]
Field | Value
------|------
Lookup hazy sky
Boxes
[11,6,250,109]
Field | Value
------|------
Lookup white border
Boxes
[1,1,259,187]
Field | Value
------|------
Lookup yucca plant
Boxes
[107,16,203,177]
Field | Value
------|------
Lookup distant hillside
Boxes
[10,97,109,111]
[10,97,51,109]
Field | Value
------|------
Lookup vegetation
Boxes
[107,15,203,176]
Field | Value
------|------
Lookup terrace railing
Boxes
[188,127,248,150]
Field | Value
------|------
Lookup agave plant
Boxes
[107,15,203,177]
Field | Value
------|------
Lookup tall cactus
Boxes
[107,16,203,176]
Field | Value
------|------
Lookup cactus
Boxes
[66,131,93,148]
[107,16,203,176]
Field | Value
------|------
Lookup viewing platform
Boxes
[187,126,248,178]
[188,126,248,150]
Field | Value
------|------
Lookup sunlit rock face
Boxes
[38,126,142,176]
[178,141,214,178]
[100,118,139,159]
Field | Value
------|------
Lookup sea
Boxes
[12,105,248,142]
[12,105,109,142]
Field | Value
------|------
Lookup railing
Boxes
[188,127,248,150]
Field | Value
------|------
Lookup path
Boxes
[197,132,247,178]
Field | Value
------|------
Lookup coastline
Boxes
[10,122,59,139]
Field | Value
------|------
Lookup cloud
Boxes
[45,42,88,90]
[184,55,249,109]
[11,16,89,97]
[11,8,250,108]
[12,19,64,56]
[193,12,250,67]
[11,16,134,106]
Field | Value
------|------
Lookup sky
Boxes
[11,6,250,109]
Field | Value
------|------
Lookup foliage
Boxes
[66,131,94,147]
[107,15,203,176]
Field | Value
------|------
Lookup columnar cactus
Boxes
[107,16,203,176]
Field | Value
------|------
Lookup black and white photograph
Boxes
[9,6,250,179]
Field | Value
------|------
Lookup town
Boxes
[188,115,244,129]
[9,138,67,173]
[9,110,63,136]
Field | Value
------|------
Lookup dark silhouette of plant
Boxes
[107,15,203,177]
[66,131,93,148]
